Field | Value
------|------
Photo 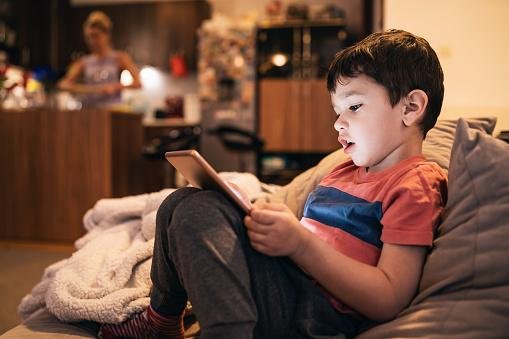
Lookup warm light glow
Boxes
[233,55,245,68]
[140,66,163,90]
[120,70,134,86]
[271,53,288,67]
[4,67,23,88]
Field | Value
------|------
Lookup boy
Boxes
[100,29,447,338]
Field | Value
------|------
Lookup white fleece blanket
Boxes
[18,172,270,324]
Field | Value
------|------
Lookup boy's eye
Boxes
[349,104,362,112]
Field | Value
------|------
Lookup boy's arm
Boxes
[245,202,427,322]
[292,232,427,321]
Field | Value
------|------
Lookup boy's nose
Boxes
[334,115,347,131]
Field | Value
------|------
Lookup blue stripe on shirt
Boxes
[303,185,383,248]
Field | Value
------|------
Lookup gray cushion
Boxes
[422,116,496,172]
[357,119,509,338]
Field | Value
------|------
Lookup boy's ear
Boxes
[402,89,428,127]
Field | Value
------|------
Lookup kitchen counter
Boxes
[0,107,144,242]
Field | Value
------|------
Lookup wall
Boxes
[384,0,509,135]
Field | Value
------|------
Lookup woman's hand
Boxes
[244,202,311,257]
[99,82,122,95]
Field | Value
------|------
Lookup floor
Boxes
[0,241,74,334]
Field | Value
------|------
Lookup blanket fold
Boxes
[18,172,269,323]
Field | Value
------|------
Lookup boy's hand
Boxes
[244,202,310,257]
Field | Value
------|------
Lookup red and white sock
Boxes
[99,305,184,339]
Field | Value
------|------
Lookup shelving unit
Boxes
[255,21,351,184]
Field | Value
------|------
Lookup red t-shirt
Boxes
[300,155,447,312]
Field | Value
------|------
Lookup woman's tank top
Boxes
[80,51,121,108]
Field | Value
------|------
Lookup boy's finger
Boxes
[259,202,288,212]
[249,209,279,224]
[247,229,268,243]
[253,200,267,208]
[244,216,271,233]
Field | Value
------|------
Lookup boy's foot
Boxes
[98,305,184,339]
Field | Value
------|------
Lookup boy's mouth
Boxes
[338,137,355,151]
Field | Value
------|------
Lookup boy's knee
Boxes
[180,189,225,208]
[169,190,241,237]
[155,187,201,237]
[157,187,200,216]
[172,190,226,222]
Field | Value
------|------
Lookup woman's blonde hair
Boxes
[83,11,112,33]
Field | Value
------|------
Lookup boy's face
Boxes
[330,74,413,172]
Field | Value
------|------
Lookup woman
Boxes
[58,11,141,108]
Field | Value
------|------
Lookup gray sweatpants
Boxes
[149,187,365,339]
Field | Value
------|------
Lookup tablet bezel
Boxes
[165,149,252,214]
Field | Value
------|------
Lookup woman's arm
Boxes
[58,59,82,92]
[57,58,104,94]
[58,52,141,94]
[118,51,141,89]
[57,58,105,94]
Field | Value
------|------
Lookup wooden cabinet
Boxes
[259,78,338,152]
[0,110,205,242]
[0,108,144,242]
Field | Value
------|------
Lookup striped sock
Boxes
[99,305,184,339]
[147,305,185,338]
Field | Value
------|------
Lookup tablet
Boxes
[165,150,252,214]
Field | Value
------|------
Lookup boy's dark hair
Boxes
[327,29,444,137]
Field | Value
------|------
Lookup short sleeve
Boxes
[380,165,447,246]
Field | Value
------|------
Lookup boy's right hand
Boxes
[244,202,311,258]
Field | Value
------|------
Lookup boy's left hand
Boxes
[244,202,310,257]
